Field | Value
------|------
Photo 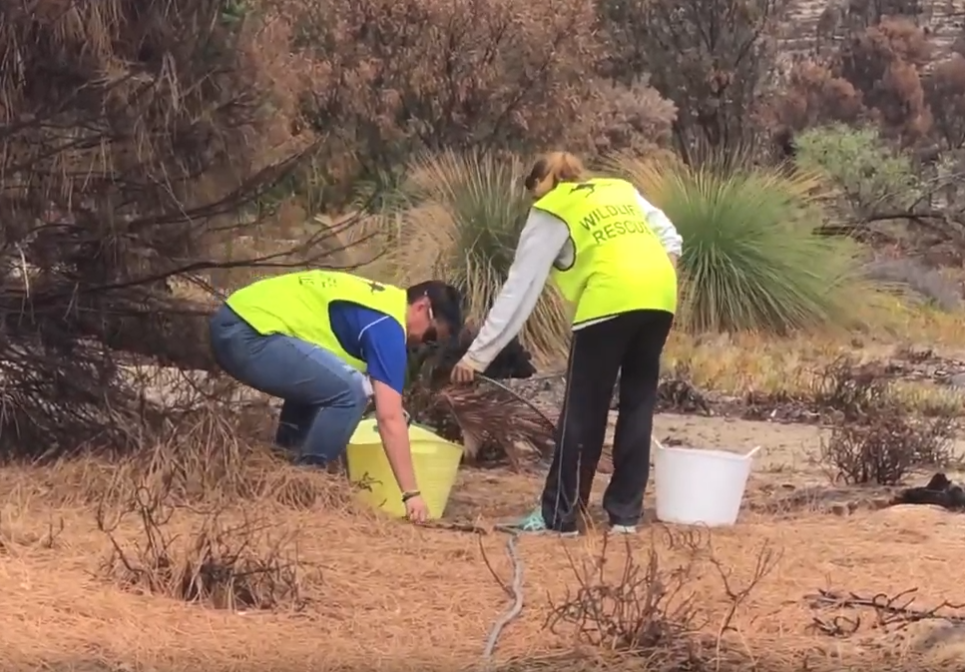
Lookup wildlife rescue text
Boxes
[578,204,655,244]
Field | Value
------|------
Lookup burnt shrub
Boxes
[923,54,965,151]
[821,414,955,485]
[282,0,675,198]
[596,0,786,158]
[0,1,324,457]
[815,358,957,486]
[834,17,932,141]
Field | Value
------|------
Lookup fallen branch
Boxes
[805,587,965,636]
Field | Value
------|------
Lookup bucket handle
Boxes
[651,436,762,460]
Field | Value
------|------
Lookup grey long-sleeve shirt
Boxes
[463,190,683,371]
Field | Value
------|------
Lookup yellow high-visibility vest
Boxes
[533,177,678,326]
[225,270,407,372]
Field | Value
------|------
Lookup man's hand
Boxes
[404,494,429,523]
[451,357,479,384]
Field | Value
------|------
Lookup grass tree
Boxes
[605,152,877,335]
[377,150,571,363]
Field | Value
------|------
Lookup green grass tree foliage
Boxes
[794,124,922,219]
[608,153,871,334]
[378,150,571,362]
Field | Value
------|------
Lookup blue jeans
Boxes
[208,304,368,464]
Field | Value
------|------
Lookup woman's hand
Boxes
[451,358,478,384]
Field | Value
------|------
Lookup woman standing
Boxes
[450,152,681,536]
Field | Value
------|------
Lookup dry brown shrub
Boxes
[96,476,311,611]
[277,0,642,189]
[0,0,343,456]
[583,81,678,156]
[0,387,358,512]
[923,54,965,151]
[814,357,957,486]
[769,59,865,131]
[597,0,786,156]
[811,356,893,421]
[547,527,781,670]
[130,413,322,501]
[834,17,932,140]
[821,414,955,485]
[105,402,358,510]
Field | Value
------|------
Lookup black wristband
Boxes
[401,490,421,503]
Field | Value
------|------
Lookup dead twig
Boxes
[708,538,782,636]
[545,526,706,664]
[805,588,965,635]
[96,474,308,611]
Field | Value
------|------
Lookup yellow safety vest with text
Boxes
[224,270,408,372]
[533,177,677,326]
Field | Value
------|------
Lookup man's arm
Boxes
[359,317,418,493]
[462,209,570,372]
[371,382,418,492]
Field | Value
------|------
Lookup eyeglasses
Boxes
[422,295,440,344]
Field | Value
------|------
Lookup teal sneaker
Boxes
[608,524,638,536]
[496,508,579,537]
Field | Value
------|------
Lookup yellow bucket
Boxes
[346,418,464,519]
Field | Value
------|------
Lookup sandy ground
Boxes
[4,413,965,671]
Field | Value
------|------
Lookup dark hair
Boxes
[406,280,463,331]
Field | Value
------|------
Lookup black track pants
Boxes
[540,309,674,531]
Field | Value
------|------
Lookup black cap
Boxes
[406,280,464,332]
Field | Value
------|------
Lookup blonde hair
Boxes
[524,151,586,199]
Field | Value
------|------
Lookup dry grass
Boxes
[663,303,965,415]
[123,223,965,672]
[3,426,965,672]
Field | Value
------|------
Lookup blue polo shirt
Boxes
[328,300,407,394]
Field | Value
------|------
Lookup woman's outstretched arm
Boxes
[460,209,569,372]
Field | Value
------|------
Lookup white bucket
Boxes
[653,439,761,527]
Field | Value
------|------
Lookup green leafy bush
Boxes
[608,153,875,334]
[794,124,922,218]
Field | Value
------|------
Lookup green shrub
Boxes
[376,150,570,363]
[608,153,876,334]
[794,124,922,218]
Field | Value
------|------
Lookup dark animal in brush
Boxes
[408,328,537,389]
[893,473,965,510]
